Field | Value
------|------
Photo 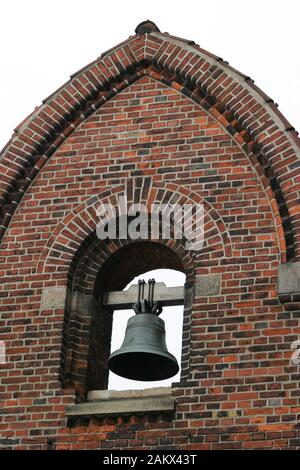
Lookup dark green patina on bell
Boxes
[108,279,179,381]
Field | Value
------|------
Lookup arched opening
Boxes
[61,238,194,397]
[88,241,189,392]
[108,268,186,390]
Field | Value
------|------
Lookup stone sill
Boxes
[65,387,175,418]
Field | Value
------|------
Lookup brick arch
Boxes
[72,186,233,295]
[1,29,298,259]
[61,238,191,393]
[41,180,232,392]
[73,237,189,295]
[37,180,232,279]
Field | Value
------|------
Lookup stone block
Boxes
[41,286,66,310]
[194,274,221,297]
[278,262,300,294]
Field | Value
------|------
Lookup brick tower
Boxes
[0,21,300,450]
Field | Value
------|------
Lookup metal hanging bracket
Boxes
[132,279,162,316]
[103,281,184,311]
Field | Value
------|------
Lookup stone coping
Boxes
[87,386,171,401]
[65,387,175,418]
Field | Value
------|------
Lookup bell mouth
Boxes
[108,350,179,381]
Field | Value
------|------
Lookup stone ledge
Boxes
[65,387,175,418]
[87,386,171,401]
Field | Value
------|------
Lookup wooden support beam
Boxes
[103,282,184,310]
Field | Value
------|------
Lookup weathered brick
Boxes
[0,22,299,451]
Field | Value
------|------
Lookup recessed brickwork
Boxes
[0,24,300,450]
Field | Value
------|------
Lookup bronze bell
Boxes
[108,279,179,381]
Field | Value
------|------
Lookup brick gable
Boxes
[0,25,299,450]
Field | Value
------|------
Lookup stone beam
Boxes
[65,387,175,418]
[103,282,185,310]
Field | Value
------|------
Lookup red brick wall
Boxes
[1,54,300,449]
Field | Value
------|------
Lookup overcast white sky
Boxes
[1,0,299,390]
